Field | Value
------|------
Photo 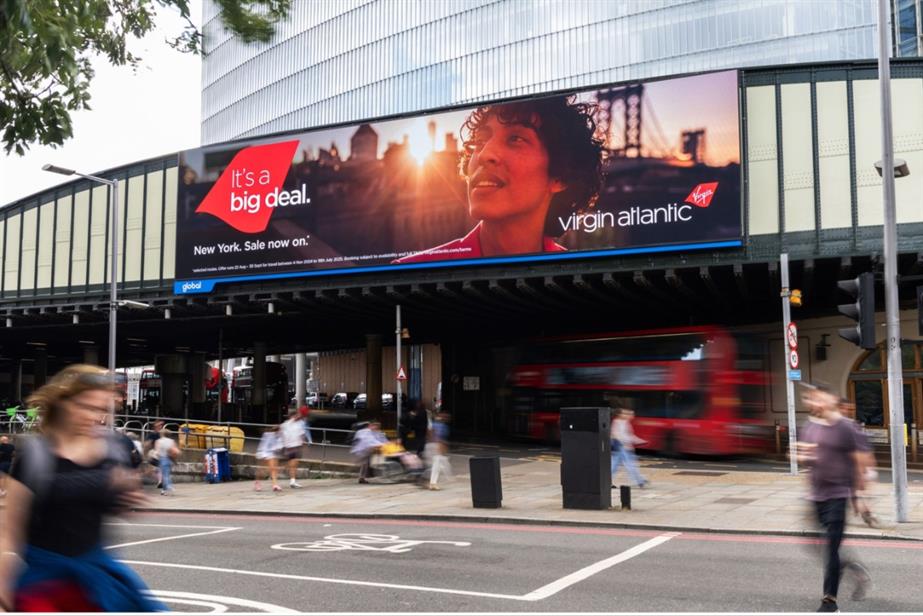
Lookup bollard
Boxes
[469,456,502,508]
[619,485,631,510]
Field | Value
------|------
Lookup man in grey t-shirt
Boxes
[798,384,871,612]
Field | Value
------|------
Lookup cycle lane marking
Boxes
[123,531,677,602]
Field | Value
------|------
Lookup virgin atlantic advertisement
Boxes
[175,70,741,294]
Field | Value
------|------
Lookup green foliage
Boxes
[0,0,291,155]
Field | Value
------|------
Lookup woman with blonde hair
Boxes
[0,364,164,612]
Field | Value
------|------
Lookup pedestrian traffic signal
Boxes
[837,272,875,349]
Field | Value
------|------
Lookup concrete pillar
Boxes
[363,334,383,425]
[188,352,207,419]
[252,342,267,423]
[155,354,187,419]
[295,353,306,406]
[83,345,100,366]
[33,349,48,389]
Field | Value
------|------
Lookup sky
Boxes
[0,1,203,206]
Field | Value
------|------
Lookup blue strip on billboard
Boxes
[175,70,742,292]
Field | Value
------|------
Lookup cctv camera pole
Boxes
[877,0,909,522]
[395,304,402,430]
[780,253,798,476]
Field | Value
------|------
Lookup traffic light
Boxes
[837,272,875,349]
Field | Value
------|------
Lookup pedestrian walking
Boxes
[281,409,305,488]
[351,421,387,484]
[299,404,314,445]
[0,435,14,498]
[400,400,430,457]
[255,426,283,492]
[610,408,648,488]
[142,419,164,488]
[837,398,880,528]
[155,428,180,496]
[0,364,164,612]
[797,383,872,612]
[426,412,452,490]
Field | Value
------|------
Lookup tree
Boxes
[0,0,290,155]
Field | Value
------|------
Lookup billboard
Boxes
[175,70,741,294]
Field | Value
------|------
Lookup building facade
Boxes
[895,0,923,57]
[201,0,880,144]
[2,1,922,447]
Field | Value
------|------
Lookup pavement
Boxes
[142,447,923,541]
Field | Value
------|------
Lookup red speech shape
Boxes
[684,182,719,208]
[195,140,299,234]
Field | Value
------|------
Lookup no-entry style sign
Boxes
[787,322,798,350]
[789,349,800,369]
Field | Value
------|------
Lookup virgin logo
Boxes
[684,182,719,208]
[195,140,299,234]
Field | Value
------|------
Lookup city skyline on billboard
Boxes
[175,70,742,294]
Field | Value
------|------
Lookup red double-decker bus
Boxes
[506,326,772,456]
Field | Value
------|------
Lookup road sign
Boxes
[396,366,408,381]
[789,349,800,369]
[788,369,802,381]
[787,322,798,349]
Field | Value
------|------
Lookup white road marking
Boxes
[106,527,240,549]
[272,533,471,553]
[520,532,680,601]
[106,522,234,530]
[148,590,299,614]
[153,597,228,613]
[124,560,523,601]
[124,532,677,602]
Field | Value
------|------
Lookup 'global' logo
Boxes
[684,182,719,208]
[181,281,203,292]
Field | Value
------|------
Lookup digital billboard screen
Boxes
[175,70,741,294]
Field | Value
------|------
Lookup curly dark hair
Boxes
[459,95,605,235]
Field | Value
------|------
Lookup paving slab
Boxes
[129,453,923,541]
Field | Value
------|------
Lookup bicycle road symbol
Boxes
[272,533,472,554]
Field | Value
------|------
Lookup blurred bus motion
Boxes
[506,326,773,456]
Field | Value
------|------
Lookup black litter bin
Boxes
[560,407,611,510]
[469,456,502,508]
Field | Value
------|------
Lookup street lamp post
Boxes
[42,164,119,424]
[875,0,910,523]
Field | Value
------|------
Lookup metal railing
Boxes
[2,407,39,434]
[112,414,355,468]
